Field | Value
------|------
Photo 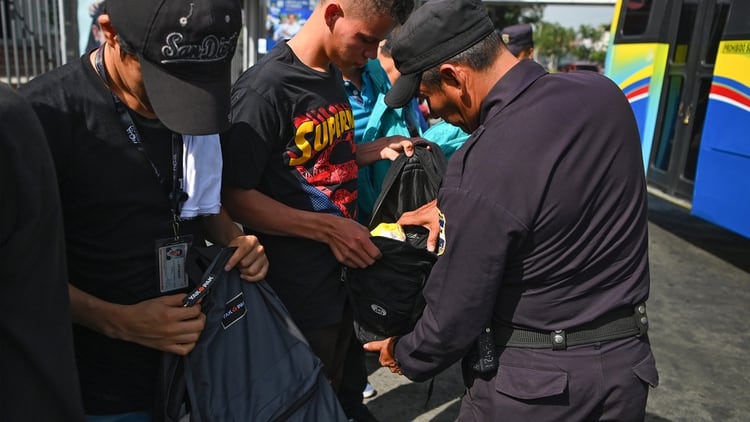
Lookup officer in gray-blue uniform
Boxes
[364,0,659,420]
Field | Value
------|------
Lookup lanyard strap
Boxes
[95,45,186,231]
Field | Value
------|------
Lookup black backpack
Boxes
[368,139,447,246]
[344,140,446,344]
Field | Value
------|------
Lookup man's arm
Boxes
[355,135,415,167]
[68,284,205,356]
[67,210,269,356]
[203,206,268,281]
[222,187,381,269]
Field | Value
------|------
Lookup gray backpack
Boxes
[160,246,347,422]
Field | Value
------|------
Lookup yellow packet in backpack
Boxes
[370,223,406,241]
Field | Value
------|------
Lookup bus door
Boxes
[647,0,731,200]
[691,0,750,238]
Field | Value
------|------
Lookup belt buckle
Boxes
[551,329,566,350]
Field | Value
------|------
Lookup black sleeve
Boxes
[0,83,85,422]
[394,186,520,381]
[0,140,15,244]
[18,73,76,189]
[221,85,279,190]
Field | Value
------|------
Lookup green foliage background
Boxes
[483,4,611,72]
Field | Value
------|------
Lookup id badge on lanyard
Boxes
[156,235,193,293]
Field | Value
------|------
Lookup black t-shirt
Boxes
[0,83,85,421]
[222,43,355,329]
[19,56,206,414]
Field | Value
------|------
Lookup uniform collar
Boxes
[479,59,548,125]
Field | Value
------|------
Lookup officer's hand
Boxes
[364,337,402,375]
[397,199,440,252]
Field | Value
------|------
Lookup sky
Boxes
[543,5,615,29]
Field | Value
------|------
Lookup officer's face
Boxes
[419,80,474,133]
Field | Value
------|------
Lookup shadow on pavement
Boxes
[364,352,464,421]
[428,403,462,422]
[646,194,750,274]
[365,381,461,422]
[645,413,672,422]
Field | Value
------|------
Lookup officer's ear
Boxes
[437,64,468,94]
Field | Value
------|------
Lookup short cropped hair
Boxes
[421,31,501,87]
[344,0,414,25]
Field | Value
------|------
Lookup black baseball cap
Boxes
[384,0,495,108]
[107,0,241,135]
[500,23,534,57]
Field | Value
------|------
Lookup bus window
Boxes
[672,4,698,64]
[705,3,730,64]
[723,1,750,40]
[684,79,712,181]
[622,0,653,36]
[653,76,684,172]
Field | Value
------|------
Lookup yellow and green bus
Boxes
[605,0,750,238]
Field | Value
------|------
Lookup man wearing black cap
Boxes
[364,0,658,420]
[500,23,535,60]
[20,0,269,419]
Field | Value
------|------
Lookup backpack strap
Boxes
[368,155,407,229]
[368,140,447,229]
[413,139,447,193]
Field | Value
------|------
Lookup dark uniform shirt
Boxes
[395,59,650,381]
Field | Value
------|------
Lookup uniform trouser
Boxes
[458,335,658,421]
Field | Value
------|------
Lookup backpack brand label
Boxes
[222,292,246,329]
[371,304,387,317]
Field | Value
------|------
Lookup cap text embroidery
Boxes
[160,32,238,63]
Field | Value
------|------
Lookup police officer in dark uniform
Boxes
[364,0,659,420]
[500,23,535,60]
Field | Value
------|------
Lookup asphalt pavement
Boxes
[360,193,750,421]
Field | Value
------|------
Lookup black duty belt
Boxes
[494,303,649,350]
